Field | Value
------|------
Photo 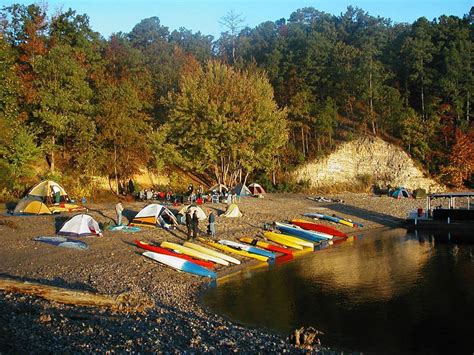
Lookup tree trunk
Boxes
[301,126,305,157]
[50,135,55,173]
[114,141,118,195]
[421,71,425,120]
[369,56,376,135]
[467,90,470,124]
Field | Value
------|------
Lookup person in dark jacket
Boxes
[185,211,192,240]
[192,210,199,240]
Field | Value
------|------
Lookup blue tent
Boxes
[231,183,252,197]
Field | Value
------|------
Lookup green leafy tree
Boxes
[32,44,93,173]
[163,60,287,186]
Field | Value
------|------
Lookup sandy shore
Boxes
[0,193,424,352]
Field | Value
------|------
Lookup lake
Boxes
[201,228,474,354]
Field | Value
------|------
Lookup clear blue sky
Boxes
[3,0,472,39]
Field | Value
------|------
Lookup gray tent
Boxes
[231,183,251,197]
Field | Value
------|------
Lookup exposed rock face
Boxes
[294,136,442,192]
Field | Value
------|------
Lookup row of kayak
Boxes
[137,218,350,278]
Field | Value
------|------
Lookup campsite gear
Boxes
[275,222,332,242]
[391,187,412,199]
[160,241,229,266]
[13,198,52,215]
[34,236,88,250]
[263,231,312,249]
[142,251,216,279]
[178,204,207,221]
[413,188,427,199]
[58,214,102,237]
[239,237,293,256]
[135,240,214,268]
[130,204,178,228]
[222,203,242,218]
[248,183,266,195]
[231,183,252,197]
[209,183,229,194]
[218,240,277,259]
[27,180,68,203]
[107,225,141,233]
[183,241,241,265]
[290,219,348,238]
[199,237,268,262]
[48,203,86,213]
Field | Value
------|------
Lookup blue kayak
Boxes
[275,222,332,242]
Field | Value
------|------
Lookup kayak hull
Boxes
[184,241,241,265]
[239,237,293,256]
[134,240,214,268]
[291,219,347,238]
[143,251,216,278]
[218,240,276,259]
[275,222,333,242]
[199,238,268,262]
[161,241,229,266]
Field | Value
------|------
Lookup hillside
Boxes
[294,136,442,192]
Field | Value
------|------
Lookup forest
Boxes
[0,3,473,198]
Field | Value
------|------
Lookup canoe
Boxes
[184,241,241,265]
[264,231,314,249]
[198,238,269,262]
[275,222,333,242]
[263,232,304,250]
[134,240,214,269]
[290,219,347,238]
[143,251,216,278]
[161,241,229,266]
[239,237,293,255]
[218,240,276,259]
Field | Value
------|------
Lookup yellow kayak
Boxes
[184,241,241,265]
[264,231,314,249]
[198,238,269,262]
[239,237,293,255]
[160,241,229,266]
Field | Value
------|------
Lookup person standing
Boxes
[192,210,199,240]
[185,210,192,240]
[51,184,61,205]
[208,210,216,238]
[115,201,124,226]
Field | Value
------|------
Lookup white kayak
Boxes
[142,251,216,278]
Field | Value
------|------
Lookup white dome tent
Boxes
[58,214,102,237]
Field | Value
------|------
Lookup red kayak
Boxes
[290,219,347,238]
[134,240,215,269]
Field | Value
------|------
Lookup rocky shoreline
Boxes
[0,193,424,353]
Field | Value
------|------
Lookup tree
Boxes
[163,60,287,186]
[32,44,93,173]
[218,10,245,62]
[441,129,474,186]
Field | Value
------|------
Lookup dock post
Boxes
[447,217,450,224]
[414,218,417,225]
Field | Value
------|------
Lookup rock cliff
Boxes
[294,136,442,192]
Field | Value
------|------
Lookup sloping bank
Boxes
[294,136,442,192]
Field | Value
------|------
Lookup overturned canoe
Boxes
[183,241,241,265]
[275,222,333,242]
[290,219,347,238]
[161,241,229,266]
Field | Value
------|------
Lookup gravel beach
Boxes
[0,193,425,353]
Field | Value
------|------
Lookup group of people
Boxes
[184,209,216,240]
[114,200,217,239]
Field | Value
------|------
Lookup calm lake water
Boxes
[201,228,474,354]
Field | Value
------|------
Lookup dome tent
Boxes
[221,203,242,218]
[391,187,412,199]
[13,197,52,215]
[231,183,251,197]
[27,180,68,203]
[248,183,266,195]
[130,204,178,228]
[178,204,207,221]
[58,214,102,237]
